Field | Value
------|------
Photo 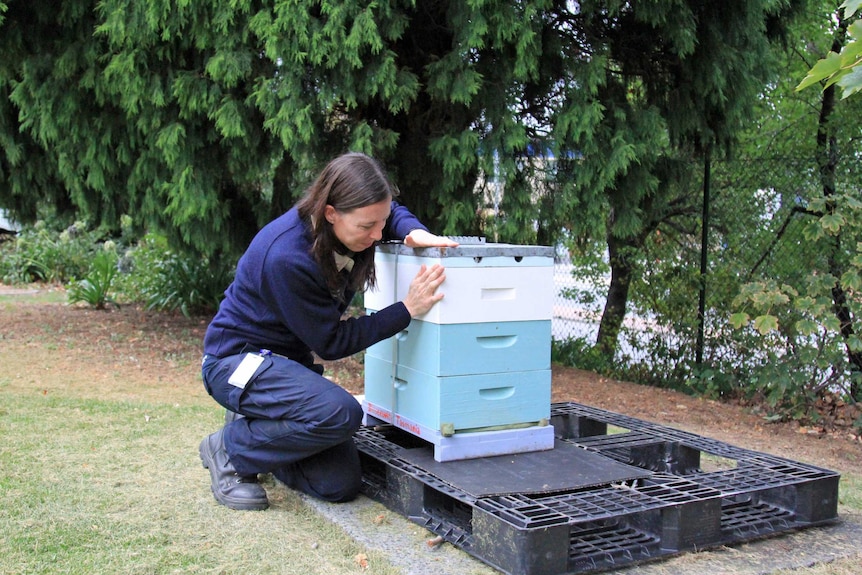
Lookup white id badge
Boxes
[228,353,265,389]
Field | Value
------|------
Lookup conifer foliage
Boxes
[3,0,556,255]
[0,1,801,280]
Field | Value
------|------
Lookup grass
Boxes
[0,285,67,303]
[0,291,485,575]
[0,392,406,575]
[839,472,862,511]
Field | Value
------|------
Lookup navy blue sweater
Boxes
[203,202,426,363]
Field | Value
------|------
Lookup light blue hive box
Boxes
[362,239,556,461]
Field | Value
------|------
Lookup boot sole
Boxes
[199,438,270,511]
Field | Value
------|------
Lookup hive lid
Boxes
[377,237,554,258]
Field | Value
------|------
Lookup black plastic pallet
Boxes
[356,401,840,575]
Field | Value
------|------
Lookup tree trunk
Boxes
[817,18,862,401]
[596,232,635,359]
[829,252,862,400]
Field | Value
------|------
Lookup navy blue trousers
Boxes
[202,352,363,502]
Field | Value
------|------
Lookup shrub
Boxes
[67,248,120,309]
[2,222,233,318]
[552,336,618,374]
[116,233,234,317]
[0,220,100,284]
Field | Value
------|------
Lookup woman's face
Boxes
[324,198,391,253]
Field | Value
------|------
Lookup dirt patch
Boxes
[1,288,859,477]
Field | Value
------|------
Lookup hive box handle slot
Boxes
[476,334,517,348]
[479,386,515,400]
[480,287,516,300]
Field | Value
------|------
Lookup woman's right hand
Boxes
[402,264,446,318]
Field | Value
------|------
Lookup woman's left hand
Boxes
[404,229,460,248]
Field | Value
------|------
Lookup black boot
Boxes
[199,427,269,511]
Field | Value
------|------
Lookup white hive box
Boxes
[364,242,555,324]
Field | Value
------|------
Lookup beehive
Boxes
[363,240,556,461]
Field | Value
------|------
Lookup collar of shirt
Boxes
[333,251,354,272]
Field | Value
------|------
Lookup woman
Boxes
[199,152,458,510]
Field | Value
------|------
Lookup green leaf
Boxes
[751,290,789,308]
[753,314,779,334]
[793,296,816,312]
[845,195,862,211]
[840,33,862,64]
[847,334,862,353]
[212,98,246,139]
[841,0,862,17]
[730,312,750,329]
[154,123,187,164]
[205,50,252,88]
[795,319,820,336]
[797,52,843,91]
[838,64,862,99]
[820,213,845,234]
[841,269,862,291]
[823,316,842,332]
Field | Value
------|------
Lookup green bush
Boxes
[2,222,233,317]
[67,248,119,309]
[552,336,619,374]
[116,233,234,317]
[0,220,101,284]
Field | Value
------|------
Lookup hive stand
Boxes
[356,402,841,575]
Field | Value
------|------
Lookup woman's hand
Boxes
[404,229,460,248]
[402,264,447,318]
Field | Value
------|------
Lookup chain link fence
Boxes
[550,153,861,384]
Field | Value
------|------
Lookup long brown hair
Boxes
[296,152,399,298]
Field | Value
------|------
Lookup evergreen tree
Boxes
[1,0,561,255]
[0,1,804,363]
